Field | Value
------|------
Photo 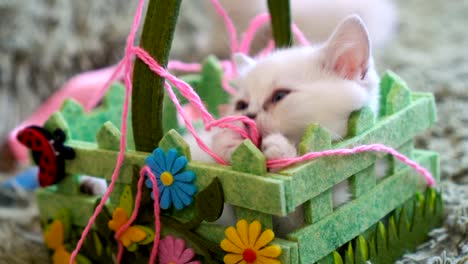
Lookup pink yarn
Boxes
[210,0,240,96]
[168,61,202,72]
[267,144,435,187]
[292,23,311,46]
[115,166,145,261]
[239,13,271,54]
[114,166,161,263]
[257,40,276,58]
[117,243,124,262]
[86,59,126,110]
[239,13,311,55]
[69,0,435,263]
[145,166,162,263]
[209,0,238,54]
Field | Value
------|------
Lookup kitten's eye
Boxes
[235,100,249,111]
[271,89,291,104]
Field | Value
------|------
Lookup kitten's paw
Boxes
[212,128,245,162]
[261,133,297,160]
[80,176,107,196]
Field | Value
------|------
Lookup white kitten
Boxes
[196,0,397,58]
[210,15,379,163]
[185,15,381,235]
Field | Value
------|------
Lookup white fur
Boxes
[209,16,380,158]
[79,176,107,195]
[261,133,297,160]
[197,0,397,58]
[230,49,379,142]
[184,16,381,236]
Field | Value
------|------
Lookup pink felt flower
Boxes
[159,236,201,264]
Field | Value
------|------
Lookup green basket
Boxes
[33,1,442,263]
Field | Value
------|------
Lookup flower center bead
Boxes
[161,171,174,186]
[242,248,257,263]
[168,262,176,264]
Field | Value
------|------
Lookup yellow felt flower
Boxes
[44,220,64,250]
[119,226,147,247]
[220,220,282,264]
[108,207,147,248]
[52,247,75,264]
[43,220,75,264]
[108,207,128,232]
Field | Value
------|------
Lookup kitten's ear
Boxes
[322,15,371,80]
[233,53,255,74]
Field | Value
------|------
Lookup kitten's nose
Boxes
[246,113,257,119]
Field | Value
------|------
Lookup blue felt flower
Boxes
[145,148,197,210]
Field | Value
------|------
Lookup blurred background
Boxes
[0,0,466,263]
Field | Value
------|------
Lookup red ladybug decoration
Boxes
[17,126,75,187]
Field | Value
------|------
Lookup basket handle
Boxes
[268,0,293,48]
[132,0,182,152]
